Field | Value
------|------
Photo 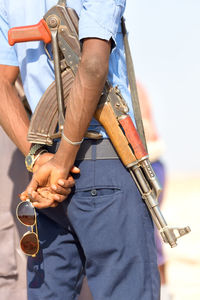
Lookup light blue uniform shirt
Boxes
[0,0,134,137]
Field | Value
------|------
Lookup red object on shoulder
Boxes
[8,19,51,46]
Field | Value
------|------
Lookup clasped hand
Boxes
[20,153,80,209]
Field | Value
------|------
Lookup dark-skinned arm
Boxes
[25,38,111,209]
[0,64,78,203]
[0,65,30,155]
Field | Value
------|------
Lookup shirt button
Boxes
[91,189,97,196]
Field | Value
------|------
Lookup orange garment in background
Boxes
[137,81,165,162]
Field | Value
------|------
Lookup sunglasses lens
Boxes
[20,232,38,256]
[17,201,35,226]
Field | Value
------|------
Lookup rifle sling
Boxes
[121,17,148,153]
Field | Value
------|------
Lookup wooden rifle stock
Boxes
[118,115,148,160]
[94,102,137,167]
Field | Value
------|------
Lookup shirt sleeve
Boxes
[79,0,126,47]
[0,2,18,66]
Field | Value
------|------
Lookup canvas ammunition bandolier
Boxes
[8,0,190,247]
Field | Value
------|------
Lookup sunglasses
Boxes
[16,199,39,257]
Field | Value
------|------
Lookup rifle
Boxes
[8,0,80,145]
[95,83,191,247]
[8,0,191,247]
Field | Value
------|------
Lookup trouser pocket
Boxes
[72,186,121,210]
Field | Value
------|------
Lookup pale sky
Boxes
[125,0,200,176]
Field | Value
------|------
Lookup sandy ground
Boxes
[161,175,200,300]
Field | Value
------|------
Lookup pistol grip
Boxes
[8,19,51,46]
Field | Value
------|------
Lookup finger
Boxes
[49,202,59,208]
[32,200,56,209]
[37,188,56,201]
[37,188,70,203]
[29,190,54,207]
[51,190,71,203]
[26,177,39,195]
[51,184,72,196]
[57,176,75,188]
[70,166,80,174]
[31,191,56,209]
[32,195,60,209]
[31,191,66,208]
[19,191,29,201]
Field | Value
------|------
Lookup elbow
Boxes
[80,54,109,84]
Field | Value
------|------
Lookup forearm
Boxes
[21,39,111,206]
[54,38,111,170]
[0,68,30,156]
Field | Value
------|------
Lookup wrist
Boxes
[25,144,48,172]
[53,139,80,170]
[62,132,83,146]
[33,152,54,173]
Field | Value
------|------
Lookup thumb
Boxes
[26,177,39,196]
[70,166,80,174]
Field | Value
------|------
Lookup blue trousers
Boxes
[27,154,160,299]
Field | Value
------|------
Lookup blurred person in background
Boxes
[0,79,28,300]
